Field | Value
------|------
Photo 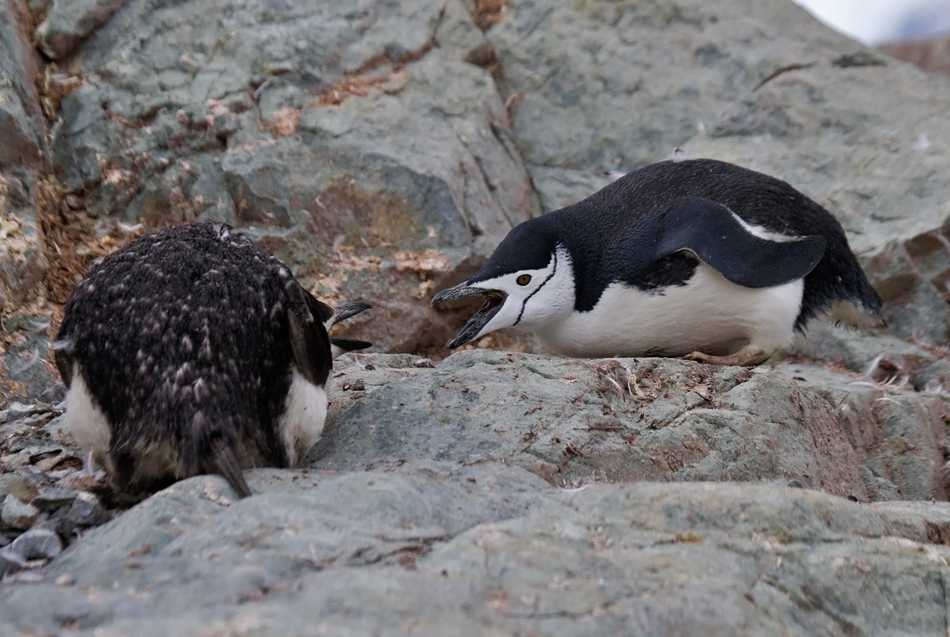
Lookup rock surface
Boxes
[2,0,950,632]
[314,352,950,503]
[3,463,950,635]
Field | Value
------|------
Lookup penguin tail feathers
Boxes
[211,437,253,499]
[828,299,886,330]
[191,411,252,498]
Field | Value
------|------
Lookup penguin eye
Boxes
[516,274,532,286]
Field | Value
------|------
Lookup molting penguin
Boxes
[432,158,883,366]
[53,222,372,499]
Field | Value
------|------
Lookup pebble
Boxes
[0,474,39,502]
[37,383,67,405]
[6,528,63,561]
[55,573,76,586]
[0,547,25,577]
[63,495,111,527]
[32,488,81,513]
[5,403,35,423]
[1,494,40,530]
[0,385,114,575]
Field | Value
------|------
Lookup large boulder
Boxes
[313,351,950,502]
[0,0,54,402]
[43,0,539,353]
[3,462,950,635]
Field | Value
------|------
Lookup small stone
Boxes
[36,450,83,472]
[32,488,80,513]
[0,474,39,503]
[64,495,111,527]
[44,413,72,444]
[1,494,40,530]
[0,547,26,577]
[55,573,76,586]
[5,403,35,423]
[7,528,62,561]
[37,383,67,405]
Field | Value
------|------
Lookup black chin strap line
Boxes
[514,246,560,327]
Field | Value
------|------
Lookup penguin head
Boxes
[431,221,575,348]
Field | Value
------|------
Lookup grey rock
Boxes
[36,383,67,405]
[5,528,62,561]
[312,351,948,501]
[61,495,111,527]
[0,1,49,331]
[4,402,34,423]
[1,493,39,530]
[790,322,950,390]
[859,237,950,344]
[683,56,950,256]
[47,0,539,353]
[42,413,71,446]
[35,0,127,61]
[0,529,62,577]
[0,188,49,318]
[423,482,950,636]
[2,469,950,634]
[774,361,950,501]
[31,488,80,513]
[487,0,855,207]
[0,0,45,168]
[0,546,25,577]
[0,474,39,503]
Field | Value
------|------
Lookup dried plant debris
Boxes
[38,189,145,303]
[469,0,508,30]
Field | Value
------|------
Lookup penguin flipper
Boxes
[288,292,333,387]
[654,197,826,288]
[329,337,372,353]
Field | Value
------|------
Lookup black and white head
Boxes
[431,220,577,348]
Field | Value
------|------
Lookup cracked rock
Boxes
[1,494,40,530]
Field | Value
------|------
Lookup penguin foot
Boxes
[685,347,772,367]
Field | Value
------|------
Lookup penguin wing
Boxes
[652,197,827,288]
[287,291,333,387]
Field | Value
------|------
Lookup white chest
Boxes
[277,366,328,466]
[534,263,804,358]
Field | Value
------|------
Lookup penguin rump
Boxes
[433,158,884,366]
[54,222,372,499]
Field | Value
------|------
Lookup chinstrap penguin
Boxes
[432,158,883,366]
[53,222,371,499]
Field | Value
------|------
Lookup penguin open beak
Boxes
[431,283,507,348]
[330,300,372,326]
[327,300,373,358]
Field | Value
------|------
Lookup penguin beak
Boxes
[330,300,372,327]
[431,283,507,348]
[327,300,373,358]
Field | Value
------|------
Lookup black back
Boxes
[479,159,882,329]
[55,222,333,493]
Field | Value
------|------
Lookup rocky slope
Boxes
[3,0,950,633]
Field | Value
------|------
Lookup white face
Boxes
[468,245,576,339]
